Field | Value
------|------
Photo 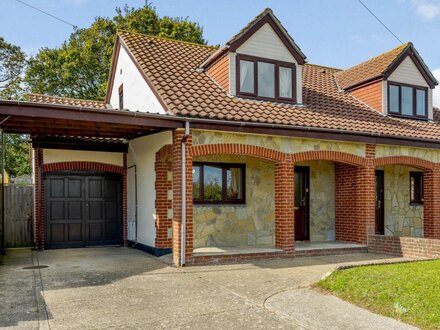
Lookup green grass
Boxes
[317,260,440,329]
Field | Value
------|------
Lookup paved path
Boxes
[1,247,417,329]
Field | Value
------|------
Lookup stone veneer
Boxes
[193,155,275,248]
[380,165,424,237]
[192,130,366,157]
[297,161,336,242]
[376,145,440,163]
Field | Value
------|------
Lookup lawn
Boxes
[317,260,440,329]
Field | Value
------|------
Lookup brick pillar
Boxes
[155,145,173,249]
[356,166,376,242]
[423,165,440,239]
[335,157,375,243]
[275,157,294,253]
[34,148,44,249]
[172,129,193,266]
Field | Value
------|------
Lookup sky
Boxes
[1,0,440,105]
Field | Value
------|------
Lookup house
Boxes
[1,8,440,265]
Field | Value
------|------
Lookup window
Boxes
[237,54,296,102]
[118,84,124,110]
[192,162,245,204]
[410,172,423,204]
[388,82,427,118]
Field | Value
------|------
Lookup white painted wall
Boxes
[384,56,433,119]
[109,45,166,114]
[127,131,172,247]
[43,149,123,166]
[127,166,136,241]
[230,23,303,104]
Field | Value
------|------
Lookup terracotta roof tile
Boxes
[335,43,409,90]
[28,93,107,109]
[119,32,440,142]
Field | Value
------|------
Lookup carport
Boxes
[0,99,183,251]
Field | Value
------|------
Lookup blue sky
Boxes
[1,0,440,105]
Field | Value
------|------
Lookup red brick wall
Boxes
[423,166,440,239]
[350,80,383,113]
[155,145,173,248]
[206,52,229,91]
[368,234,440,258]
[35,158,126,249]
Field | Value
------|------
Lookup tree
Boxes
[0,37,26,99]
[0,134,31,178]
[25,3,205,100]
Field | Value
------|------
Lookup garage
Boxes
[45,171,123,248]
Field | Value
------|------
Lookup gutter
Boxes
[180,121,190,266]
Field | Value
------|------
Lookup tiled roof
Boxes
[119,31,440,142]
[335,43,409,90]
[28,93,107,109]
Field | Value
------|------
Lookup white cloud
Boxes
[411,0,440,20]
[433,69,440,108]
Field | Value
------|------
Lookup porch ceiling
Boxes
[0,100,184,139]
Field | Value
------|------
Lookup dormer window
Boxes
[388,82,427,119]
[237,54,296,103]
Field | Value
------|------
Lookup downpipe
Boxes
[180,121,190,266]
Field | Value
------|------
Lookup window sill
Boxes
[410,202,423,206]
[389,113,429,121]
[193,202,246,207]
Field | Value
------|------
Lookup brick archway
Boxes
[292,150,368,167]
[36,160,127,249]
[190,143,287,162]
[42,161,125,174]
[374,156,436,171]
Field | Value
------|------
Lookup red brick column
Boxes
[155,145,173,248]
[34,148,44,249]
[172,129,193,266]
[423,165,440,239]
[275,156,295,253]
[334,145,375,244]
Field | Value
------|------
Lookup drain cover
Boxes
[22,265,49,270]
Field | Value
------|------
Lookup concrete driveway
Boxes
[1,247,416,329]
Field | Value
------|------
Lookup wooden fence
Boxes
[1,184,34,248]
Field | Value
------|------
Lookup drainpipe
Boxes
[127,165,137,243]
[180,121,190,266]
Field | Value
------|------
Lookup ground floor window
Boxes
[410,172,423,204]
[193,162,245,204]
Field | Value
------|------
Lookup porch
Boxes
[167,131,440,265]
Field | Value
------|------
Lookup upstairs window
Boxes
[388,82,427,119]
[193,162,245,204]
[237,54,296,103]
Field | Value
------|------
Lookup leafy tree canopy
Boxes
[0,37,26,99]
[25,3,205,100]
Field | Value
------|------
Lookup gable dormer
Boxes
[202,9,307,104]
[336,43,438,120]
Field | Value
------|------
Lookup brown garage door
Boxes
[45,171,122,248]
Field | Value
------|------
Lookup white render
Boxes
[127,131,172,247]
[230,23,303,104]
[109,45,166,114]
[43,149,123,166]
[384,56,433,119]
